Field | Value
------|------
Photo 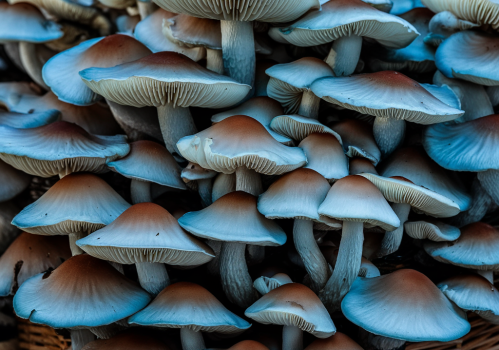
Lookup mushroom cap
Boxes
[129,282,251,333]
[341,269,471,342]
[0,159,30,202]
[228,340,269,350]
[163,14,221,50]
[270,115,341,143]
[258,168,331,221]
[77,203,214,265]
[80,52,250,109]
[43,34,152,106]
[12,173,130,236]
[0,3,63,43]
[13,254,151,329]
[0,233,70,296]
[211,97,291,144]
[253,273,293,295]
[0,82,40,110]
[152,0,320,22]
[81,331,171,350]
[177,115,306,175]
[0,121,129,177]
[269,0,418,48]
[404,220,461,241]
[134,9,205,60]
[349,157,378,175]
[318,175,400,230]
[424,222,499,270]
[423,114,499,172]
[298,133,349,182]
[179,191,287,246]
[391,0,424,15]
[436,31,499,86]
[107,141,186,189]
[311,71,464,124]
[245,283,336,338]
[421,83,462,110]
[181,162,217,183]
[305,332,363,350]
[266,58,334,114]
[0,109,60,129]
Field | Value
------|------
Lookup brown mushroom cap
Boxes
[163,14,221,50]
[305,332,363,350]
[228,340,269,350]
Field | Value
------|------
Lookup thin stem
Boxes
[373,117,406,159]
[378,203,411,258]
[180,328,205,350]
[130,179,152,204]
[157,103,197,159]
[19,42,48,90]
[137,0,157,20]
[71,329,95,350]
[282,326,303,350]
[476,270,494,284]
[325,35,362,77]
[206,49,224,75]
[135,262,170,296]
[235,166,262,196]
[299,90,321,120]
[197,178,213,207]
[69,232,87,256]
[477,169,499,206]
[294,219,330,292]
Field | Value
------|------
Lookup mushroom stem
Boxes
[157,103,197,158]
[320,221,363,312]
[135,262,170,296]
[108,261,125,274]
[324,35,362,77]
[378,203,411,258]
[69,232,87,256]
[19,42,48,90]
[449,178,494,228]
[299,90,321,120]
[197,178,213,207]
[137,0,156,20]
[219,241,258,308]
[235,166,263,196]
[206,49,224,75]
[282,325,303,350]
[130,179,152,204]
[70,329,95,350]
[476,270,494,284]
[293,219,330,292]
[477,169,499,206]
[212,173,236,202]
[373,117,406,159]
[180,328,206,350]
[220,20,255,89]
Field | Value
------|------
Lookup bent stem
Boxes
[69,232,87,256]
[206,49,224,75]
[235,166,263,196]
[477,169,499,206]
[299,90,321,120]
[220,241,258,308]
[71,329,95,350]
[180,328,205,350]
[378,203,411,258]
[324,35,362,77]
[197,178,213,207]
[373,117,406,159]
[135,262,170,296]
[294,219,330,293]
[157,103,197,159]
[19,42,48,90]
[130,179,152,204]
[282,325,303,350]
[320,221,363,313]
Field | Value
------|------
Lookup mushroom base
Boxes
[373,117,406,159]
[180,328,206,350]
[130,179,152,204]
[135,262,170,296]
[378,203,411,258]
[157,104,197,160]
[477,169,499,207]
[325,35,362,77]
[70,329,95,350]
[283,325,303,350]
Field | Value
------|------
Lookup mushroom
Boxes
[128,282,251,350]
[404,219,461,241]
[179,191,287,307]
[349,157,379,175]
[254,273,293,295]
[13,254,151,350]
[270,115,341,143]
[245,283,336,350]
[318,175,400,311]
[81,330,171,350]
[12,173,130,255]
[79,51,250,158]
[424,11,478,47]
[181,162,217,207]
[0,109,60,129]
[341,269,470,350]
[0,160,30,203]
[305,332,363,350]
[227,340,270,350]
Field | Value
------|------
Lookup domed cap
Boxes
[258,168,331,221]
[0,3,63,43]
[177,116,306,175]
[12,173,130,236]
[245,283,336,338]
[424,222,499,270]
[80,52,250,109]
[152,0,320,22]
[405,220,461,241]
[436,31,499,86]
[211,97,291,144]
[181,163,217,184]
[81,330,171,350]
[0,160,30,202]
[349,157,378,175]
[163,14,221,50]
[421,83,462,110]
[0,109,60,129]
[107,141,186,190]
[228,340,269,350]
[254,273,293,295]
[341,269,471,342]
[438,274,499,324]
[43,34,151,106]
[270,115,341,143]
[0,233,70,296]
[77,203,214,265]
[312,71,464,124]
[305,332,363,350]
[0,121,129,177]
[266,58,334,114]
[318,175,400,230]
[269,0,418,48]
[129,282,251,333]
[179,191,287,246]
[14,254,151,329]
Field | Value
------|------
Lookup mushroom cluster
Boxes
[0,0,498,349]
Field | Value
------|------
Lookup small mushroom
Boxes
[181,162,217,207]
[404,219,461,241]
[254,273,293,295]
[270,114,341,143]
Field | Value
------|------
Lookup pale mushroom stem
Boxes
[108,261,125,274]
[450,178,494,228]
[206,49,224,75]
[299,90,321,120]
[220,20,255,89]
[19,42,49,90]
[212,173,236,202]
[157,104,198,158]
[378,203,411,258]
[476,270,494,284]
[180,328,206,350]
[320,221,363,312]
[130,179,152,204]
[372,117,406,159]
[135,262,170,296]
[324,35,362,77]
[294,219,330,292]
[219,241,258,308]
[69,232,87,256]
[235,166,263,196]
[477,169,499,206]
[137,0,156,20]
[70,329,95,350]
[197,178,213,207]
[282,325,303,350]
